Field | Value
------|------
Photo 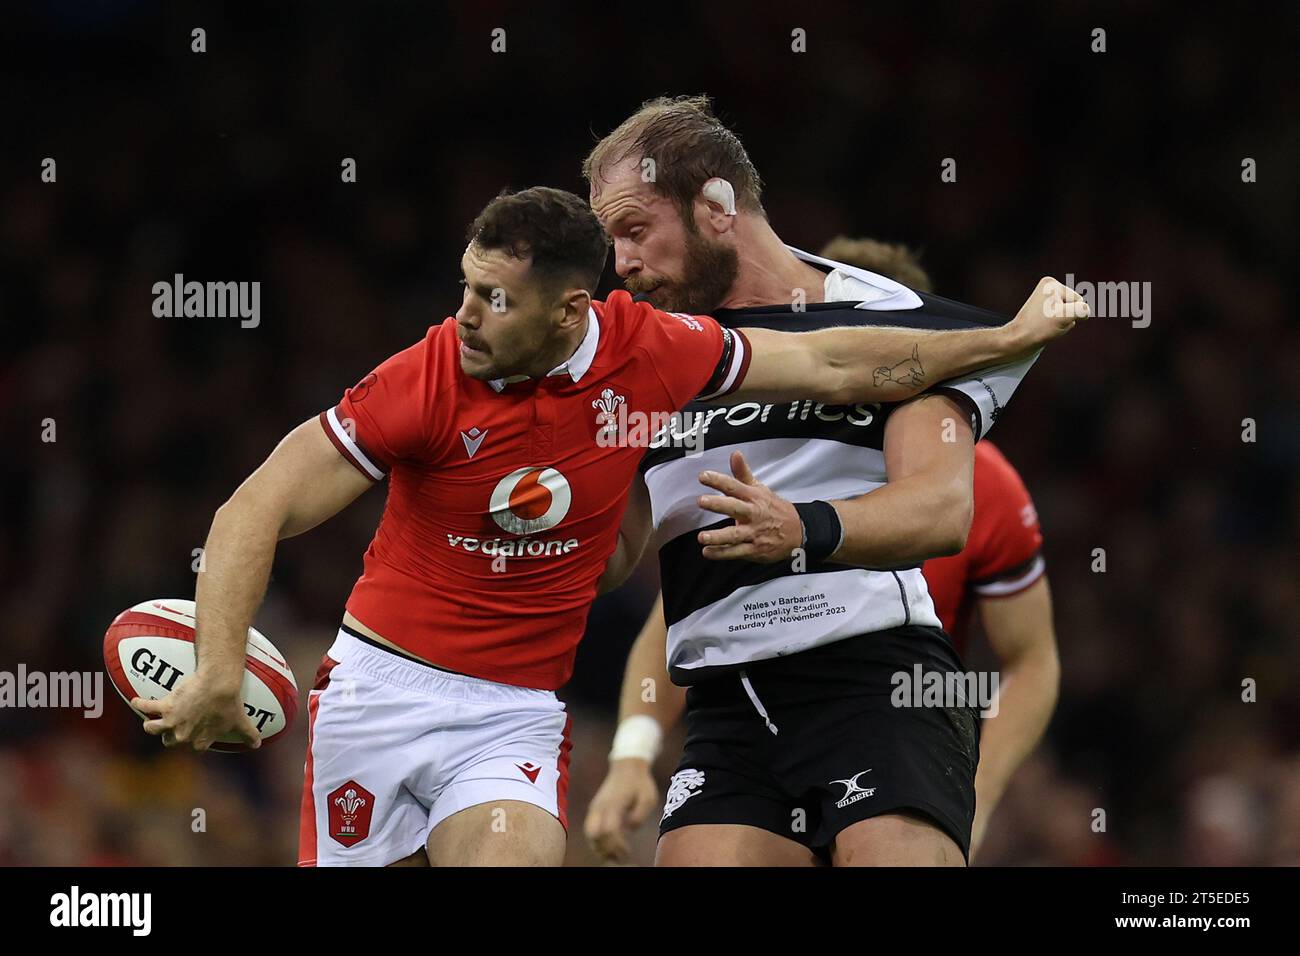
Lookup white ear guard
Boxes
[702,177,737,215]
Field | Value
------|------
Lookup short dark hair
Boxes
[583,95,765,221]
[466,186,609,294]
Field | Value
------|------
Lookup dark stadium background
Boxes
[1,2,1297,866]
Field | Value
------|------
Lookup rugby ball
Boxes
[103,599,299,751]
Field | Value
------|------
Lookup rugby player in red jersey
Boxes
[921,439,1055,859]
[134,186,1078,867]
[585,228,1057,865]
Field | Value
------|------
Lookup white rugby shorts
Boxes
[298,630,572,866]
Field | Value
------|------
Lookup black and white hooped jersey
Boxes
[641,246,1040,685]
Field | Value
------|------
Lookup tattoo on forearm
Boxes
[873,344,925,387]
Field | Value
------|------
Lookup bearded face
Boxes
[592,158,741,315]
[623,218,740,314]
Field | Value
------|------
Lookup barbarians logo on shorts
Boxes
[489,466,573,535]
[830,769,876,809]
[661,768,706,822]
[328,780,375,847]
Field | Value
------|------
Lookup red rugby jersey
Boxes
[921,441,1045,658]
[318,291,750,689]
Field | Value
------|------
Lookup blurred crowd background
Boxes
[2,2,1297,866]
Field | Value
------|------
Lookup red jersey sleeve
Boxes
[606,291,752,408]
[967,441,1046,598]
[319,325,446,480]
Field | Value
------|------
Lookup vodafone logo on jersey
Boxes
[489,467,572,535]
[444,466,580,560]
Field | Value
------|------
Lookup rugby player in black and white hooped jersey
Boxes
[585,240,1061,867]
[586,97,1087,866]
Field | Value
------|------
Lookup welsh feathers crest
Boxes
[592,387,625,438]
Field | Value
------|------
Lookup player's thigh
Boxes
[831,811,965,867]
[788,628,980,863]
[426,799,566,866]
[300,650,434,867]
[656,824,820,866]
[419,689,572,866]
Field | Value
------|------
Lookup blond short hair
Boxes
[583,95,764,219]
[818,236,933,292]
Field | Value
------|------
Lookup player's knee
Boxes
[832,811,965,867]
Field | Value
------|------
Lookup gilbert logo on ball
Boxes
[102,599,299,751]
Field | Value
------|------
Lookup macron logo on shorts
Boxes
[516,762,542,784]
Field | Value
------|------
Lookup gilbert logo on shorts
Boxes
[328,780,374,847]
[831,769,876,809]
[489,467,572,534]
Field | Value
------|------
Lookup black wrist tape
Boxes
[794,500,843,563]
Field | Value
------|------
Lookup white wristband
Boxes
[608,714,663,763]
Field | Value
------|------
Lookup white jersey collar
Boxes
[785,244,925,311]
[488,306,600,392]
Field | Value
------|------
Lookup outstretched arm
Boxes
[727,276,1087,406]
[135,418,374,751]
